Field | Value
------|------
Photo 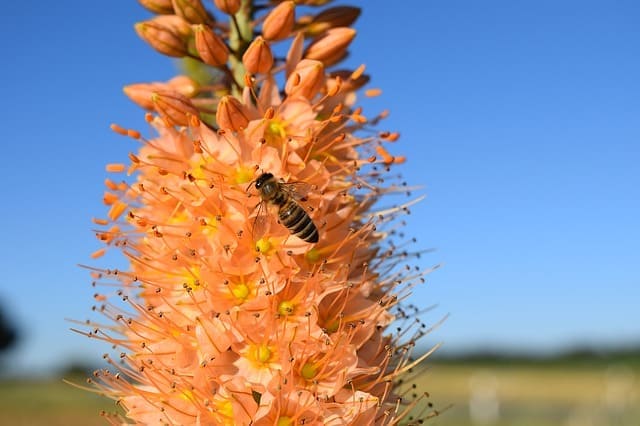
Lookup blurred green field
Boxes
[416,362,640,426]
[0,377,113,426]
[0,362,638,425]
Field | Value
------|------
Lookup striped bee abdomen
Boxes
[279,200,319,243]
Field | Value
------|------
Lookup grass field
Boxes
[0,362,638,425]
[415,362,640,426]
[0,378,112,426]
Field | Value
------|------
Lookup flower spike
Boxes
[80,1,442,424]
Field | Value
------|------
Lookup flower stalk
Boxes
[77,0,442,424]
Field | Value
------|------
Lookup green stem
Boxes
[228,0,254,98]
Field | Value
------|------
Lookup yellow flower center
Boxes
[325,319,340,333]
[277,300,295,316]
[233,166,255,185]
[277,417,293,426]
[256,344,272,364]
[202,217,219,236]
[247,343,274,367]
[181,267,202,291]
[190,157,210,180]
[230,282,250,301]
[265,119,287,146]
[214,399,234,421]
[301,362,318,380]
[255,237,273,254]
[168,209,189,225]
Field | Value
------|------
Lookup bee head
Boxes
[254,172,274,189]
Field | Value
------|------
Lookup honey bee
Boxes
[250,172,319,243]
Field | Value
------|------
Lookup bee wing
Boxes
[251,200,270,241]
[282,181,314,201]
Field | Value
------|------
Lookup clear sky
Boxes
[1,1,638,375]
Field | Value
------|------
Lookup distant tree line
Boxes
[0,303,19,361]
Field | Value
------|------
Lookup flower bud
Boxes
[305,6,361,37]
[138,0,174,14]
[262,1,295,41]
[303,27,356,66]
[124,76,199,110]
[216,96,250,131]
[123,83,157,110]
[193,24,229,66]
[242,36,274,74]
[285,59,325,100]
[167,75,199,98]
[285,32,304,77]
[151,90,199,126]
[171,0,213,25]
[135,15,192,58]
[213,0,240,15]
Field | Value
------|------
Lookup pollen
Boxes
[104,178,119,191]
[108,201,128,221]
[92,218,109,226]
[91,248,106,259]
[105,163,126,173]
[365,88,382,97]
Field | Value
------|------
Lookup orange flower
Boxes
[253,388,321,425]
[80,1,441,424]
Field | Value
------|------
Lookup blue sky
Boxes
[1,1,638,374]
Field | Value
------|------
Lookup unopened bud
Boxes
[124,76,199,110]
[216,96,250,131]
[138,0,174,14]
[172,0,212,25]
[303,27,356,66]
[135,15,192,58]
[151,90,199,126]
[262,1,295,41]
[213,0,241,15]
[193,24,229,66]
[285,32,305,77]
[285,59,325,99]
[305,6,361,37]
[123,83,157,110]
[167,75,199,97]
[242,36,274,74]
